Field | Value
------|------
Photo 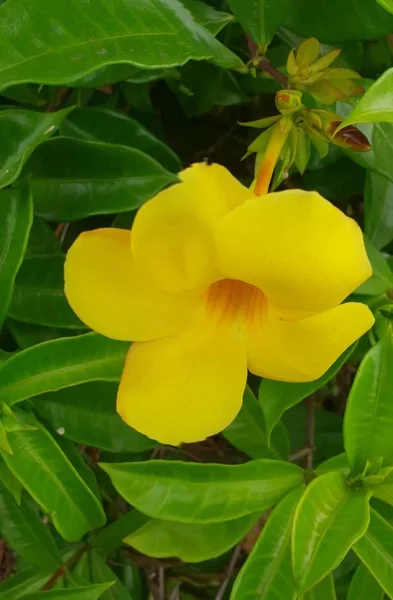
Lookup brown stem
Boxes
[259,58,288,86]
[305,397,315,470]
[289,447,311,462]
[42,544,90,591]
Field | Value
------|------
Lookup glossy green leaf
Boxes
[344,330,393,474]
[378,0,393,13]
[8,255,85,329]
[347,563,384,600]
[223,386,289,460]
[100,459,304,523]
[303,574,336,600]
[355,237,393,295]
[354,508,393,598]
[365,171,393,250]
[315,453,350,475]
[1,412,106,541]
[182,0,234,35]
[34,382,157,453]
[26,137,178,222]
[283,0,393,43]
[0,0,242,93]
[22,583,115,600]
[89,551,131,600]
[61,108,181,173]
[292,471,370,594]
[227,0,293,49]
[231,486,303,600]
[0,107,72,188]
[0,484,62,570]
[260,344,355,444]
[0,332,128,406]
[338,68,393,129]
[126,513,259,563]
[0,184,32,328]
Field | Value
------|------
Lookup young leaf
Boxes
[347,563,384,600]
[126,513,259,563]
[303,574,336,600]
[344,330,393,474]
[226,0,293,49]
[26,138,178,222]
[0,332,129,406]
[231,486,303,600]
[1,412,106,541]
[0,184,32,328]
[0,0,242,93]
[100,459,304,523]
[292,471,370,594]
[354,508,393,598]
[22,583,115,600]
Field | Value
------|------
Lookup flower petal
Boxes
[65,228,200,342]
[246,302,374,382]
[131,163,252,293]
[117,319,247,445]
[217,189,372,319]
[297,37,320,66]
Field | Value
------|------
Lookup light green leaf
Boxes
[354,508,393,598]
[0,332,128,406]
[22,583,115,600]
[34,382,157,453]
[0,0,242,93]
[355,237,393,295]
[347,563,384,600]
[344,330,393,474]
[0,184,32,328]
[26,137,178,222]
[0,484,62,570]
[292,471,370,594]
[227,0,293,48]
[89,551,131,600]
[0,107,72,188]
[181,0,234,35]
[338,68,393,129]
[100,459,304,523]
[364,171,393,250]
[126,513,259,563]
[303,574,336,600]
[61,108,181,173]
[315,453,350,475]
[1,412,106,541]
[260,345,355,444]
[368,470,393,506]
[378,0,393,13]
[231,486,303,600]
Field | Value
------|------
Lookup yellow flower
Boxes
[64,163,374,446]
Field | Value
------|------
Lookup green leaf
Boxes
[259,344,355,444]
[292,471,370,594]
[26,137,178,221]
[7,318,77,349]
[61,108,181,173]
[22,583,115,600]
[0,184,32,328]
[0,457,23,503]
[354,508,393,598]
[25,217,62,259]
[100,459,304,523]
[1,412,106,541]
[89,550,131,600]
[227,0,293,49]
[0,107,72,188]
[89,510,149,555]
[338,68,393,129]
[344,330,393,474]
[0,484,62,570]
[377,0,393,13]
[303,575,336,600]
[315,453,350,475]
[34,382,157,453]
[0,563,54,598]
[231,486,303,600]
[368,470,393,506]
[126,513,259,563]
[8,255,86,329]
[364,171,393,250]
[223,386,289,460]
[355,237,393,295]
[343,121,393,185]
[347,563,384,600]
[283,0,393,43]
[0,0,242,93]
[181,0,234,35]
[0,332,128,406]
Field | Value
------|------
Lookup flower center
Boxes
[205,279,265,326]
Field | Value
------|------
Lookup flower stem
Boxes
[254,118,292,196]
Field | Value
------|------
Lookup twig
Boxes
[42,544,89,590]
[215,544,242,600]
[158,566,165,600]
[305,397,315,469]
[247,36,288,87]
[289,447,311,462]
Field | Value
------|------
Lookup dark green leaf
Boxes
[89,550,131,600]
[0,457,23,503]
[0,563,54,598]
[25,217,62,259]
[354,238,393,295]
[364,172,393,250]
[354,508,393,598]
[181,0,234,35]
[378,0,393,13]
[231,486,303,600]
[26,137,178,221]
[0,332,128,406]
[344,330,393,474]
[347,563,384,600]
[61,108,181,173]
[0,0,242,92]
[0,107,72,188]
[227,0,293,48]
[292,471,370,594]
[0,184,32,327]
[7,318,77,349]
[338,68,393,128]
[100,459,304,523]
[89,510,149,555]
[303,575,336,600]
[34,382,157,453]
[1,412,106,541]
[22,583,115,600]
